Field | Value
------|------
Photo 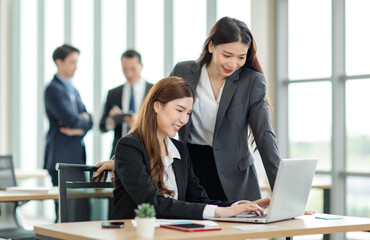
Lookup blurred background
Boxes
[1,0,370,239]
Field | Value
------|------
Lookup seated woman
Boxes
[109,76,270,220]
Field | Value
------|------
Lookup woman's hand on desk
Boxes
[304,210,316,215]
[215,198,269,218]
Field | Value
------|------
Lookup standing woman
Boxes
[170,16,281,201]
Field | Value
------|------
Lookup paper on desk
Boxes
[231,225,277,230]
[131,219,219,227]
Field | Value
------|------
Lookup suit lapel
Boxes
[188,63,202,90]
[172,158,184,200]
[118,84,124,109]
[54,75,80,114]
[213,69,241,141]
[144,82,152,96]
[180,63,202,142]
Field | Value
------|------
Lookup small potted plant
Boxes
[134,203,156,238]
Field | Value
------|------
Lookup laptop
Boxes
[208,158,318,223]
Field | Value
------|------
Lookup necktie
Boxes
[129,86,135,113]
[126,86,135,133]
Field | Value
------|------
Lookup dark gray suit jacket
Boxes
[111,134,233,220]
[171,61,281,201]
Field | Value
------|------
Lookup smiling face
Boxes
[154,97,193,140]
[208,41,248,78]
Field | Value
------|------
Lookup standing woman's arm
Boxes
[247,73,281,189]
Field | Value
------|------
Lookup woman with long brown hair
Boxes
[110,76,270,219]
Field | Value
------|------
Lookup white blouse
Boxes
[163,137,217,218]
[189,65,225,146]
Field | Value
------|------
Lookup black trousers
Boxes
[187,143,228,201]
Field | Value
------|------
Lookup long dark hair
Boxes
[130,77,194,196]
[199,17,272,148]
[199,17,263,74]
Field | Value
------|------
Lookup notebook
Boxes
[208,158,318,223]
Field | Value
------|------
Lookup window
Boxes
[173,0,206,64]
[44,0,64,84]
[101,0,127,160]
[19,0,38,170]
[288,82,332,171]
[346,79,370,172]
[136,0,164,83]
[217,0,251,27]
[288,0,331,80]
[278,1,370,239]
[71,0,94,165]
[345,0,370,76]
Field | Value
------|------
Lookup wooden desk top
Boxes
[0,188,59,201]
[259,182,332,191]
[0,188,113,202]
[34,215,370,240]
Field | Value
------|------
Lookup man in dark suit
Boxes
[44,44,93,221]
[100,50,153,157]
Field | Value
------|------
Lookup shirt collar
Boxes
[56,74,72,83]
[163,137,181,167]
[127,77,145,88]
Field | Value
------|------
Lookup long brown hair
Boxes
[130,77,194,196]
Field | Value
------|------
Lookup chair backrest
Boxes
[0,155,20,229]
[0,155,17,189]
[56,163,114,223]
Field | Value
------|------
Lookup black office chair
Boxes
[0,155,35,240]
[56,163,114,223]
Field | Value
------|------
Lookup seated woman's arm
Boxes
[114,136,268,219]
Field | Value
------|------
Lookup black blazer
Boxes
[111,134,234,220]
[44,75,93,171]
[171,61,281,201]
[99,82,153,157]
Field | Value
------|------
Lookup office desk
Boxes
[34,215,370,240]
[0,188,58,202]
[0,188,113,202]
[15,168,49,180]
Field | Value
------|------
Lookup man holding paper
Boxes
[99,50,153,157]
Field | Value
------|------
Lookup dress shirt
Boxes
[163,137,217,218]
[106,78,147,132]
[189,65,225,146]
[56,74,78,114]
[122,78,146,114]
[120,78,146,135]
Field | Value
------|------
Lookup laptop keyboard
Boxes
[236,213,267,219]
